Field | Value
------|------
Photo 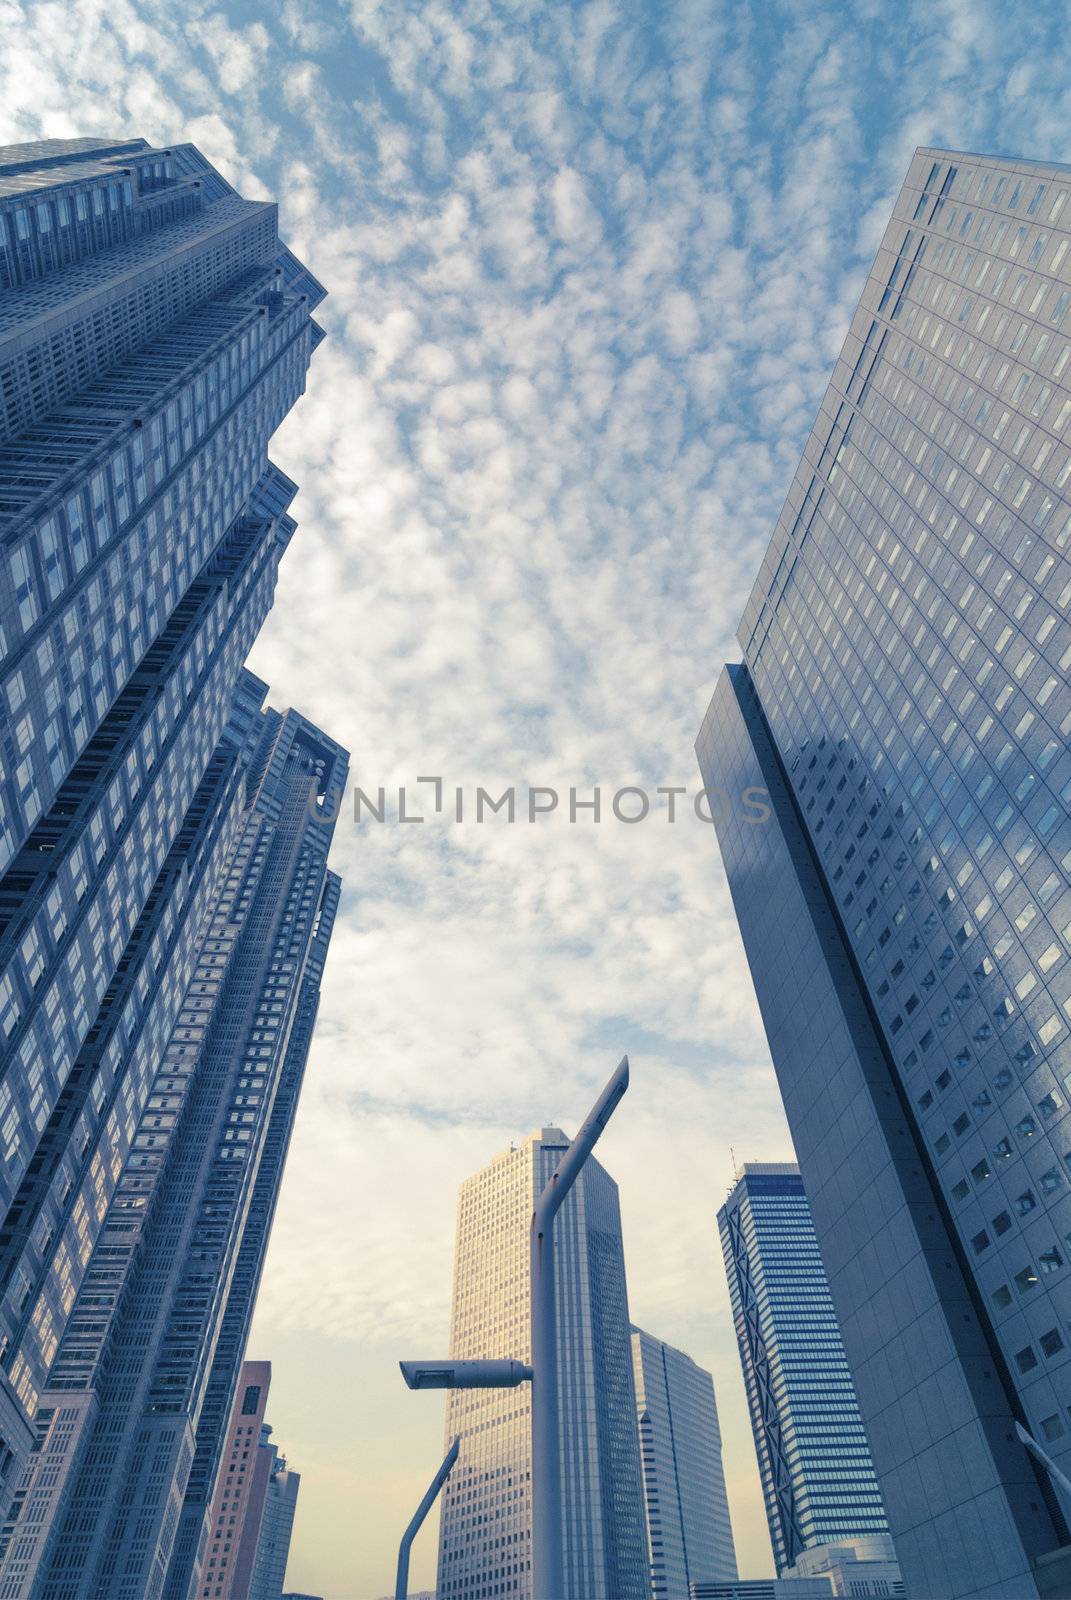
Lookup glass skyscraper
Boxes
[436,1128,649,1600]
[247,1439,300,1600]
[0,138,344,1597]
[717,1164,890,1573]
[698,149,1071,1600]
[630,1324,737,1599]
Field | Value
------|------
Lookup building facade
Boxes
[689,1581,834,1600]
[0,685,344,1600]
[784,1538,904,1598]
[247,1431,300,1600]
[200,1359,274,1599]
[631,1326,737,1599]
[436,1128,649,1600]
[717,1165,890,1573]
[0,137,341,1598]
[195,1359,300,1600]
[697,149,1071,1599]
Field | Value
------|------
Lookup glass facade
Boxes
[698,149,1071,1600]
[436,1128,649,1600]
[247,1440,299,1600]
[717,1165,888,1573]
[631,1325,737,1599]
[0,137,344,1599]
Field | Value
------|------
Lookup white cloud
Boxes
[550,164,603,251]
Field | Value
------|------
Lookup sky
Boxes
[3,1,1071,1595]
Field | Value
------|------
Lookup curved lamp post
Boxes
[395,1434,460,1600]
[398,1055,631,1600]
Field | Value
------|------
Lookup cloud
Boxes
[550,164,603,251]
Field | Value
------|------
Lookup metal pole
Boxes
[530,1056,629,1600]
[395,1434,460,1600]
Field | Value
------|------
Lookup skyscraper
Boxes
[197,1359,301,1600]
[0,136,343,1597]
[630,1325,737,1599]
[436,1128,649,1600]
[201,1359,274,1599]
[247,1435,300,1600]
[0,681,345,1600]
[697,148,1071,1600]
[716,1165,891,1574]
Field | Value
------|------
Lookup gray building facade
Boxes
[0,682,344,1600]
[436,1128,649,1600]
[0,136,342,1598]
[697,149,1071,1599]
[631,1325,737,1599]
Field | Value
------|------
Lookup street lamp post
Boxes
[397,1055,631,1600]
[529,1054,629,1600]
[395,1435,460,1600]
[395,1362,533,1600]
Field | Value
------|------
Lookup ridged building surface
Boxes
[717,1165,890,1573]
[0,138,343,1600]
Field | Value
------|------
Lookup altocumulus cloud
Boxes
[4,0,1071,1591]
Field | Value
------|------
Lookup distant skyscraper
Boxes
[436,1127,649,1600]
[248,1433,300,1600]
[195,1359,300,1600]
[0,131,328,1528]
[698,149,1071,1599]
[631,1325,737,1599]
[201,1359,274,1599]
[717,1165,891,1573]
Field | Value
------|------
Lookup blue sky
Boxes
[3,0,1071,1594]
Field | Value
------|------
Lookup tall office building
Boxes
[697,148,1071,1599]
[630,1325,737,1599]
[717,1165,891,1574]
[197,1359,301,1600]
[0,137,343,1597]
[436,1128,649,1600]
